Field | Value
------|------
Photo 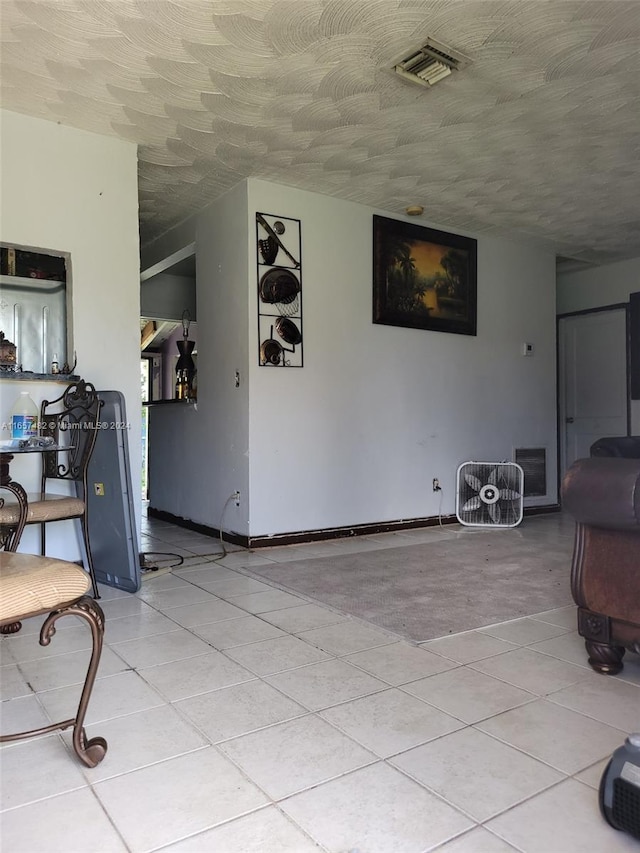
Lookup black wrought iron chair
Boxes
[0,381,102,597]
[0,480,29,635]
[0,480,28,553]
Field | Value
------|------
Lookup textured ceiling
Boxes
[1,0,640,264]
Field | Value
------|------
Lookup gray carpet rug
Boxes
[249,519,575,643]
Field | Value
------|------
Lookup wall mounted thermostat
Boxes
[522,342,534,356]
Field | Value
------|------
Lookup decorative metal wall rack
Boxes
[256,212,303,367]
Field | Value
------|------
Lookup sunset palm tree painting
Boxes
[373,215,477,336]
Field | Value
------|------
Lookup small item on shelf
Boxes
[18,436,55,449]
[60,352,77,375]
[175,368,190,400]
[0,331,17,372]
[175,309,196,400]
[15,249,66,281]
[0,247,16,275]
[51,353,59,374]
[11,391,38,440]
[1,248,65,280]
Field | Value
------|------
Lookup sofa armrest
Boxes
[561,457,640,530]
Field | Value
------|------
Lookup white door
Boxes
[559,308,628,476]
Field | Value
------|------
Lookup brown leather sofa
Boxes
[561,456,640,674]
[590,436,640,458]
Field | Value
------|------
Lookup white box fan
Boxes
[456,461,524,528]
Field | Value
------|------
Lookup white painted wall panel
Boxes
[146,182,251,536]
[557,256,640,433]
[0,109,141,554]
[247,179,557,536]
[557,258,640,315]
[143,176,557,539]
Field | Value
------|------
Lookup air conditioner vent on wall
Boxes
[515,447,547,498]
[392,38,471,88]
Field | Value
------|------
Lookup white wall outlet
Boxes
[522,342,534,356]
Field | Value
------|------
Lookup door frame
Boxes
[556,301,631,495]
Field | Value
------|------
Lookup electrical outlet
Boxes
[233,490,240,507]
[432,478,441,492]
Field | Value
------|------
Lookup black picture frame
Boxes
[373,215,477,336]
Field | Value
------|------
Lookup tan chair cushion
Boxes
[0,492,85,525]
[0,552,91,623]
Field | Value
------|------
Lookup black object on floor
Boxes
[600,734,640,841]
[81,390,140,593]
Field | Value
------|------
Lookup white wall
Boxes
[144,176,557,540]
[557,256,640,433]
[147,181,251,536]
[1,110,141,556]
[247,179,557,536]
[141,273,195,321]
[557,257,639,314]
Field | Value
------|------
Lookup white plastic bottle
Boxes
[11,391,39,441]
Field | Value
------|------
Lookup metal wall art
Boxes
[256,212,303,367]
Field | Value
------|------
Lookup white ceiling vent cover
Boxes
[392,38,471,88]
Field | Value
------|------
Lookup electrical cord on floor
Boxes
[139,552,184,572]
[140,492,237,578]
[208,491,238,562]
[437,486,445,528]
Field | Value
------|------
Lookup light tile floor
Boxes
[2,514,640,853]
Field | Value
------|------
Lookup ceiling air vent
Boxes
[392,38,471,88]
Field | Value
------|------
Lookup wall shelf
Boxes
[143,398,196,407]
[0,274,65,289]
[0,372,79,382]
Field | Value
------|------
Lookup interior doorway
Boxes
[140,353,162,499]
[558,306,629,477]
[141,357,148,500]
[139,244,196,505]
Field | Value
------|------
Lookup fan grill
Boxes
[456,462,524,528]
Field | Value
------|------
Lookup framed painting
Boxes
[373,215,477,336]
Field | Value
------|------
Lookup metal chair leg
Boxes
[0,596,107,768]
[41,516,100,600]
[79,514,100,600]
[40,519,46,561]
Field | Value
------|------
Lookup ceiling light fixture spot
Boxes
[406,205,424,216]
